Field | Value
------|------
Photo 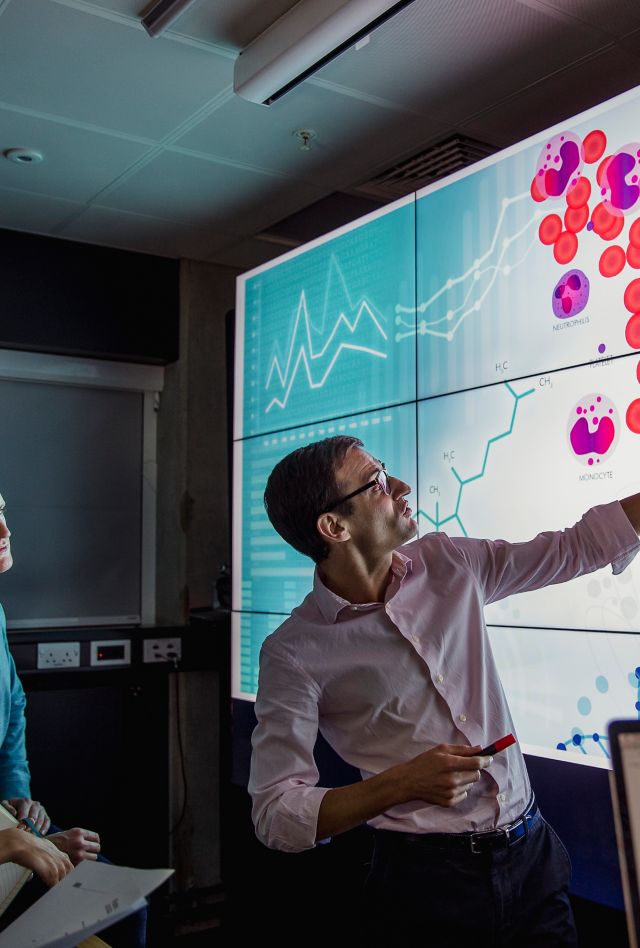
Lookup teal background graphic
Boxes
[242,200,416,437]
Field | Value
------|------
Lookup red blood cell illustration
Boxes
[566,176,591,208]
[626,313,640,348]
[600,246,626,277]
[554,231,578,264]
[626,398,640,434]
[592,202,612,233]
[583,130,607,164]
[564,205,589,233]
[597,155,614,187]
[628,245,640,269]
[530,176,546,203]
[629,218,640,248]
[539,214,563,245]
[624,280,640,313]
[636,360,640,384]
[602,216,625,240]
[592,202,623,239]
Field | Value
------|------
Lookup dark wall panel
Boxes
[0,228,179,364]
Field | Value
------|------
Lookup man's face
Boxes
[0,495,12,574]
[333,448,418,555]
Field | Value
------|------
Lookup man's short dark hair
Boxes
[264,436,363,564]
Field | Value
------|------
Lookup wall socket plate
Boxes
[143,637,182,663]
[37,642,80,669]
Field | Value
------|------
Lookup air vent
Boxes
[352,134,497,200]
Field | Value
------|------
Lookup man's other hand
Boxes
[0,827,72,886]
[2,797,50,834]
[47,827,101,865]
[400,743,493,807]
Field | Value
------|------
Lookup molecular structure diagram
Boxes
[556,667,640,759]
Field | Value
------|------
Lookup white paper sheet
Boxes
[0,860,173,948]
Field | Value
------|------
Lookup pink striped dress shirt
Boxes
[249,501,639,852]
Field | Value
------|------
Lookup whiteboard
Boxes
[0,379,143,627]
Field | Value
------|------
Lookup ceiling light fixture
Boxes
[140,0,200,38]
[234,0,417,106]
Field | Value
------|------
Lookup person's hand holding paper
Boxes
[0,830,71,887]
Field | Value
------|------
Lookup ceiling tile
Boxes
[69,1,143,14]
[175,82,449,188]
[0,0,233,139]
[96,149,328,233]
[459,45,640,147]
[525,0,640,37]
[614,27,640,58]
[83,0,297,49]
[0,187,85,233]
[315,0,610,126]
[0,108,151,202]
[156,0,297,50]
[59,203,236,259]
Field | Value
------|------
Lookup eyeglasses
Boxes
[324,464,390,512]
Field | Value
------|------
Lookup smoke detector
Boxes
[4,148,44,165]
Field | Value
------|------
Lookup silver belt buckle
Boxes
[469,833,485,854]
[504,816,525,845]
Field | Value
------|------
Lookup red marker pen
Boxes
[479,733,516,756]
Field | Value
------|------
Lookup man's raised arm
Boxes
[621,494,640,534]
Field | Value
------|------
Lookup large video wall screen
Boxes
[233,84,640,768]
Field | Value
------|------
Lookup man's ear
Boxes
[316,511,351,546]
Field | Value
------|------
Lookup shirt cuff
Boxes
[266,786,330,853]
[584,501,640,575]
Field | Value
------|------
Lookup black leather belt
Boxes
[373,796,539,856]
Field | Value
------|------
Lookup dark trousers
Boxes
[361,813,577,947]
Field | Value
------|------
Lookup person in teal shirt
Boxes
[0,493,100,857]
[0,601,30,802]
[0,492,147,946]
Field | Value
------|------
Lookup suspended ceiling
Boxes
[1,0,640,270]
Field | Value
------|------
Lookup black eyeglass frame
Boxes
[324,464,389,513]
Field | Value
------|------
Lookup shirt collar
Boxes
[313,548,413,624]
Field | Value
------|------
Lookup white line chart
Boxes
[258,191,547,415]
[395,192,542,343]
[264,256,389,414]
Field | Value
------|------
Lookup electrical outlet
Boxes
[37,642,80,670]
[143,637,182,664]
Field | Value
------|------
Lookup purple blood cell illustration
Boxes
[535,132,583,199]
[601,143,640,216]
[567,394,619,467]
[552,269,590,319]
